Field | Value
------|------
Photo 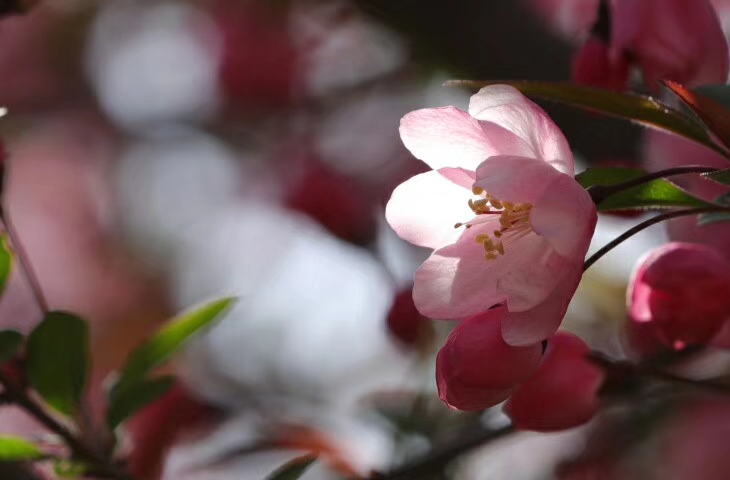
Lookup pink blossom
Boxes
[541,0,730,89]
[387,85,596,345]
[504,332,604,431]
[627,242,730,351]
[436,305,543,410]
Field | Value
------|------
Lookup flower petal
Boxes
[474,155,566,205]
[413,220,573,319]
[504,332,604,431]
[437,306,543,410]
[614,0,729,88]
[467,85,574,175]
[399,106,534,171]
[530,172,597,261]
[501,264,582,346]
[385,168,475,249]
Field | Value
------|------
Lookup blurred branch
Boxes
[372,424,515,480]
[588,351,730,396]
[2,211,49,313]
[0,462,45,480]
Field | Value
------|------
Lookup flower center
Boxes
[454,186,534,261]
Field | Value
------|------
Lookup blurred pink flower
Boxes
[627,242,730,351]
[436,305,543,410]
[612,0,728,88]
[386,287,433,350]
[655,397,730,480]
[529,0,729,88]
[644,131,730,260]
[387,86,595,345]
[571,36,630,90]
[215,1,300,111]
[505,332,604,431]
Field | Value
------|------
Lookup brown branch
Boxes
[0,372,134,480]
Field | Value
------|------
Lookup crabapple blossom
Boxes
[436,305,543,410]
[505,332,604,431]
[387,85,596,345]
[627,243,730,351]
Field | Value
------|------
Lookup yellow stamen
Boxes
[454,190,534,260]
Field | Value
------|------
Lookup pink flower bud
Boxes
[386,287,433,349]
[505,332,604,431]
[285,159,378,245]
[627,242,730,351]
[571,37,630,90]
[436,305,543,411]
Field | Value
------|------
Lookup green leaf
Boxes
[0,234,14,297]
[106,376,175,429]
[576,167,713,211]
[26,312,90,415]
[699,193,730,225]
[702,168,730,185]
[113,297,235,396]
[0,436,45,461]
[265,455,317,480]
[445,80,728,157]
[53,459,89,478]
[575,167,646,189]
[0,330,23,366]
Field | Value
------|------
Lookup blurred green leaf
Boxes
[0,436,45,461]
[106,376,174,429]
[266,455,317,480]
[445,80,729,158]
[702,168,730,185]
[0,234,14,297]
[699,193,730,225]
[575,167,646,189]
[665,81,730,154]
[695,84,730,110]
[26,312,89,415]
[0,330,23,366]
[113,297,235,396]
[53,459,88,478]
[576,167,712,211]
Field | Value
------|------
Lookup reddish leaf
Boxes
[664,80,730,154]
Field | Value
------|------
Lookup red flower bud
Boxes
[627,243,730,352]
[436,305,543,411]
[505,332,604,431]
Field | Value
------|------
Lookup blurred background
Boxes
[0,0,729,479]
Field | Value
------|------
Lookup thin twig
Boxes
[587,165,719,205]
[583,207,730,271]
[0,372,133,480]
[2,209,48,313]
[588,351,730,396]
